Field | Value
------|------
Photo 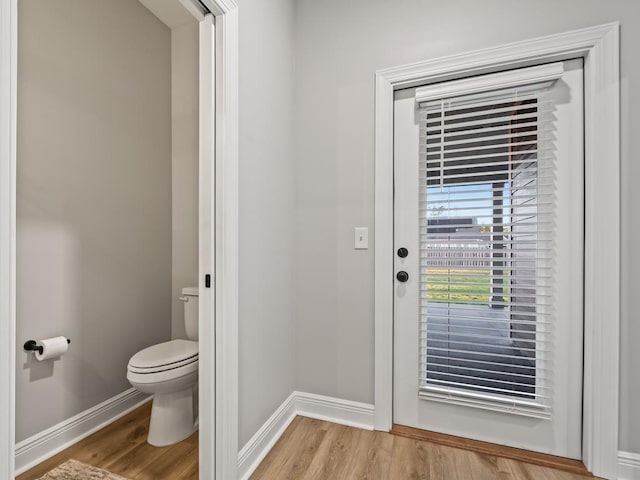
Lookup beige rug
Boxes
[37,459,130,480]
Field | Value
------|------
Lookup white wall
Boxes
[293,0,640,453]
[238,0,296,448]
[171,21,199,340]
[16,0,172,442]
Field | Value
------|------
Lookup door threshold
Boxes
[391,424,592,477]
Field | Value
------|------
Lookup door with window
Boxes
[393,59,584,457]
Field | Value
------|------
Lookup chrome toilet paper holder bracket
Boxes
[24,338,71,355]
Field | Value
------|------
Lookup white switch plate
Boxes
[354,227,368,249]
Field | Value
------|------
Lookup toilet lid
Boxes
[128,339,198,370]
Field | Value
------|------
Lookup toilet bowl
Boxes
[127,287,199,446]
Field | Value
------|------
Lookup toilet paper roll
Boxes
[35,336,69,361]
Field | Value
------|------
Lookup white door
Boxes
[393,59,584,458]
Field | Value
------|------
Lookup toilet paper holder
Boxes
[24,338,71,355]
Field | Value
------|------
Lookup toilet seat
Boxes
[128,339,198,374]
[127,358,198,385]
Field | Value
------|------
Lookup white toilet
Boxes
[127,286,199,446]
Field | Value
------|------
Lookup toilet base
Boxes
[148,387,197,446]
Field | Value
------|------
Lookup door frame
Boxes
[199,1,239,478]
[373,23,620,479]
[0,0,17,478]
[0,0,239,479]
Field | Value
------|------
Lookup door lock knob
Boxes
[397,247,409,258]
[396,271,409,282]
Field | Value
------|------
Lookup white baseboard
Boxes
[238,392,298,480]
[619,451,640,480]
[15,388,150,475]
[294,391,375,431]
[238,391,374,480]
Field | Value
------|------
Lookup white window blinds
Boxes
[416,65,562,417]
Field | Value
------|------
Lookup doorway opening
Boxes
[1,0,239,478]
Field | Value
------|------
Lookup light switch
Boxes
[354,227,369,249]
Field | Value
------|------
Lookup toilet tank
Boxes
[181,287,199,340]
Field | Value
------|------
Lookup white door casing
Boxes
[197,1,241,478]
[207,2,240,478]
[374,23,619,478]
[199,11,217,480]
[0,0,17,478]
[392,60,584,458]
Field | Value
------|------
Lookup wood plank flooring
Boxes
[251,416,599,480]
[17,403,599,480]
[391,424,591,476]
[16,402,198,480]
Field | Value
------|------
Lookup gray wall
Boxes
[238,0,296,448]
[16,0,172,442]
[171,21,199,340]
[293,0,640,453]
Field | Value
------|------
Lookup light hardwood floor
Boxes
[17,403,598,480]
[16,402,198,480]
[251,416,598,480]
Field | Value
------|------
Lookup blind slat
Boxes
[421,309,549,321]
[424,116,540,135]
[424,346,546,363]
[421,370,546,391]
[424,354,548,372]
[421,379,550,399]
